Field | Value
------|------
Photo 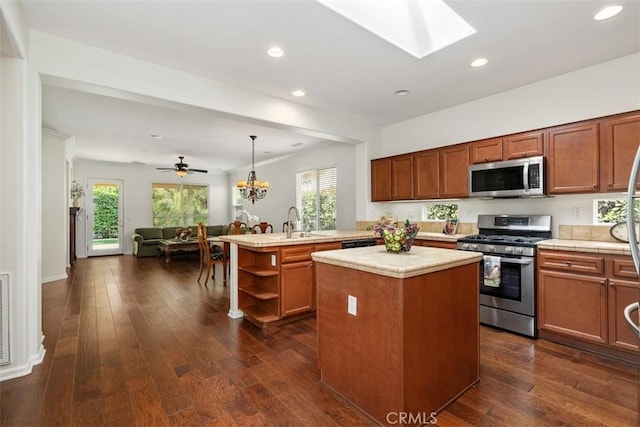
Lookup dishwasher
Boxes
[341,238,377,249]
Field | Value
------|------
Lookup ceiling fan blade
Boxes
[156,167,175,171]
[189,168,208,173]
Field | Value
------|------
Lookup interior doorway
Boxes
[86,179,124,256]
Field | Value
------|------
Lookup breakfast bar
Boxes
[311,245,482,425]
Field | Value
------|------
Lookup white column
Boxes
[227,242,244,319]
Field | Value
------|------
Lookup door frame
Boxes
[86,178,124,256]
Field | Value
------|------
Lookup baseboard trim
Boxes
[0,345,46,382]
[41,273,68,284]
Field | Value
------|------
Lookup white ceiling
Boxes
[20,0,640,172]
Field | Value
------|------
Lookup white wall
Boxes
[41,131,68,282]
[72,160,229,257]
[0,1,46,381]
[228,142,358,230]
[371,53,640,236]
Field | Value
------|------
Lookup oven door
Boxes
[479,254,535,316]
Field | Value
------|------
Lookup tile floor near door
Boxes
[1,255,638,426]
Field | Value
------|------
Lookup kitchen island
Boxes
[311,245,482,425]
[219,230,464,327]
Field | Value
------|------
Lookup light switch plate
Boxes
[348,295,357,316]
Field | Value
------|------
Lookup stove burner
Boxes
[462,234,547,245]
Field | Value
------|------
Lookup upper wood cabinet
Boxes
[546,121,600,194]
[414,149,440,199]
[371,158,391,201]
[470,138,503,164]
[439,144,469,198]
[600,111,640,192]
[391,154,414,200]
[504,130,544,159]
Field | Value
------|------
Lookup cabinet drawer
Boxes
[611,258,639,280]
[281,245,314,263]
[315,242,342,252]
[538,251,604,275]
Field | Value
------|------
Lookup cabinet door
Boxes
[470,138,503,164]
[371,158,392,201]
[504,130,544,159]
[608,278,640,352]
[546,121,600,194]
[601,111,640,192]
[414,150,439,199]
[281,261,314,317]
[391,154,414,200]
[439,144,469,198]
[538,270,607,344]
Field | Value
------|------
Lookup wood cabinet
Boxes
[538,249,639,360]
[371,158,391,201]
[281,260,314,317]
[504,130,544,159]
[470,137,503,164]
[546,121,600,194]
[439,144,469,198]
[391,154,414,200]
[237,247,280,325]
[413,149,439,199]
[600,111,640,192]
[418,240,457,249]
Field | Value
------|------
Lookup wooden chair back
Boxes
[252,222,273,234]
[228,220,248,235]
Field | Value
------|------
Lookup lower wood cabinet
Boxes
[281,260,314,317]
[538,249,639,360]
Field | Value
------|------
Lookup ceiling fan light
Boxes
[176,169,187,177]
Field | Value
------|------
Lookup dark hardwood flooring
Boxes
[1,255,638,426]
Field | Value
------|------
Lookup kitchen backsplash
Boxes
[558,225,619,242]
[356,221,478,235]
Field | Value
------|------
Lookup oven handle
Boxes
[497,257,533,265]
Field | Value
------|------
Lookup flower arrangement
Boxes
[374,218,420,253]
[175,226,193,241]
[70,180,85,200]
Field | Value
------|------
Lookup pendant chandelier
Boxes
[237,135,269,204]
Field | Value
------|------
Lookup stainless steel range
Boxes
[457,214,552,337]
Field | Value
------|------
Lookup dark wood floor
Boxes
[1,255,638,426]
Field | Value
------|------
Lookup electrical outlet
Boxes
[271,254,276,266]
[348,295,357,316]
[572,207,582,218]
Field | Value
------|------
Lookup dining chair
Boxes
[197,223,225,286]
[252,222,273,234]
[228,220,248,235]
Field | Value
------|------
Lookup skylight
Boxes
[315,0,476,59]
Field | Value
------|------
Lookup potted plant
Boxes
[70,180,85,207]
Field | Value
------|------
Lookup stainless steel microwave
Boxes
[468,156,545,198]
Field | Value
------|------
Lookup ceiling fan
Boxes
[156,156,208,177]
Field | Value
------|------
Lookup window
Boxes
[594,198,639,224]
[152,183,208,226]
[297,167,337,231]
[425,203,459,221]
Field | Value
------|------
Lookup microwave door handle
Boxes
[499,257,533,265]
[523,162,530,191]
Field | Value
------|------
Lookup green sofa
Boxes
[132,224,229,258]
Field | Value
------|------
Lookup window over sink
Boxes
[594,197,640,224]
[297,167,337,231]
[424,203,459,221]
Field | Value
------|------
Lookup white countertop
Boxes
[537,239,632,256]
[311,245,482,279]
[219,230,463,248]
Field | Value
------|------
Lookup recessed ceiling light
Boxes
[594,5,623,20]
[292,90,306,97]
[149,134,163,139]
[395,89,410,96]
[267,46,284,58]
[470,58,489,68]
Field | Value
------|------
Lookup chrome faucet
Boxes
[287,206,300,238]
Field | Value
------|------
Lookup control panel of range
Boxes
[457,242,536,257]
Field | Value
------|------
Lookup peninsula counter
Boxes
[311,245,482,425]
